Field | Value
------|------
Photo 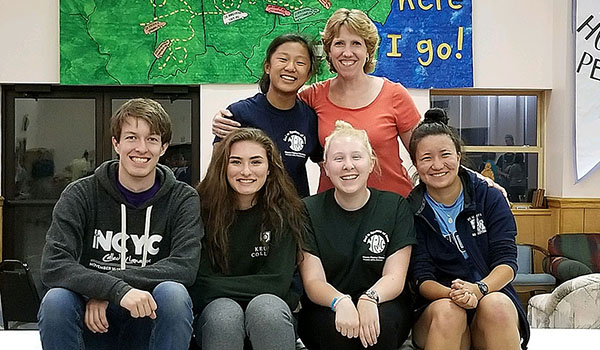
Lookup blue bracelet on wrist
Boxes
[330,297,338,311]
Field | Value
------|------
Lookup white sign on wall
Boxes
[575,0,600,180]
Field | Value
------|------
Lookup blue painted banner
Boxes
[373,0,473,89]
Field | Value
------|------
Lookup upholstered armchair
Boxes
[528,273,600,328]
[543,233,600,284]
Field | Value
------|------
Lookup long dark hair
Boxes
[408,108,465,164]
[258,33,319,93]
[197,128,305,273]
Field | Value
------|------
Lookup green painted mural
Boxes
[60,0,394,85]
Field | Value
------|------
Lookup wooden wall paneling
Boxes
[533,213,552,246]
[534,213,552,272]
[548,197,600,234]
[512,209,552,273]
[561,209,584,233]
[550,207,560,239]
[514,214,535,244]
[584,208,600,232]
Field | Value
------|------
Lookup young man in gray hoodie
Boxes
[38,98,203,350]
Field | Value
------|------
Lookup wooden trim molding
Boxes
[512,208,552,216]
[546,197,600,233]
[547,197,600,209]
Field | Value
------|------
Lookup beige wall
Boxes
[545,0,600,198]
[0,1,59,83]
[1,0,598,198]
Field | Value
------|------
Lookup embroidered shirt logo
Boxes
[283,130,306,152]
[261,231,271,244]
[363,230,389,254]
[252,231,271,258]
[467,213,487,237]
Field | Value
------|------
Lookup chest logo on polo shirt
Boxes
[283,130,306,152]
[363,229,390,254]
[251,231,271,258]
[467,213,487,237]
[260,231,271,244]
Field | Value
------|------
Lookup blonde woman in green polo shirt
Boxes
[298,120,417,349]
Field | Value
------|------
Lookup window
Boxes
[430,90,546,203]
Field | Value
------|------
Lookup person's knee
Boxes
[200,298,245,331]
[475,293,517,328]
[153,281,189,303]
[429,299,467,330]
[153,281,192,320]
[39,288,83,323]
[246,294,293,326]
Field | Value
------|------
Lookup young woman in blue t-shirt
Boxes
[408,109,529,350]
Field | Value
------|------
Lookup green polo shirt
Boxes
[190,204,298,313]
[303,188,417,297]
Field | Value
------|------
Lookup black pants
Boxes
[298,296,413,349]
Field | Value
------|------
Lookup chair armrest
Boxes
[541,273,600,313]
[519,243,550,257]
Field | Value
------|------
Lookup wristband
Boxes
[331,294,351,312]
[330,297,338,311]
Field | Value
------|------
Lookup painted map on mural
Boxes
[60,0,472,88]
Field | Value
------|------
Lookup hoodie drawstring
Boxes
[120,204,127,270]
[142,206,153,268]
[120,204,154,270]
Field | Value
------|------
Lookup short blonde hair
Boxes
[322,8,379,73]
[324,120,377,166]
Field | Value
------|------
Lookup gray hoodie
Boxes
[40,160,203,305]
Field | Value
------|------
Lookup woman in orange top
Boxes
[213,8,421,198]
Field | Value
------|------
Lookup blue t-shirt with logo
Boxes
[216,93,322,197]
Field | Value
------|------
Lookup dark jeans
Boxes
[38,281,193,350]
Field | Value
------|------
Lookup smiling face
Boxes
[324,135,374,196]
[328,25,369,78]
[112,117,168,192]
[415,134,462,192]
[227,140,270,209]
[265,41,312,97]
